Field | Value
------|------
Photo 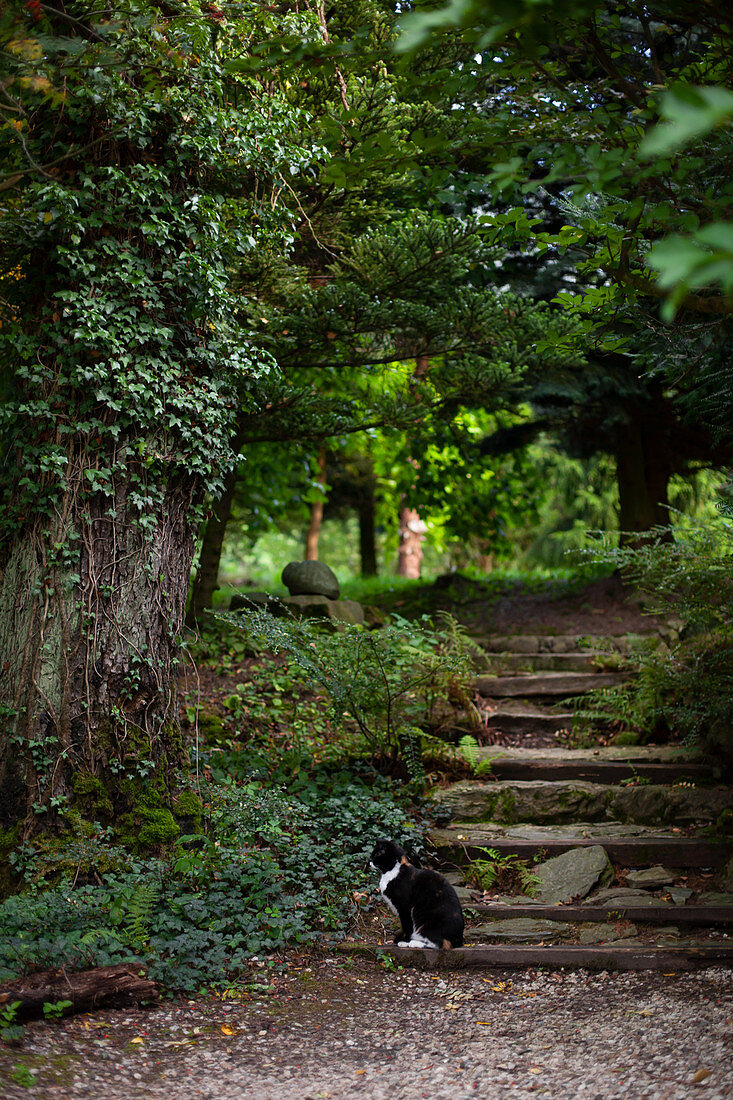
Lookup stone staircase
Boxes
[345,628,733,972]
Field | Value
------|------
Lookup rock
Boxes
[576,923,625,945]
[280,595,364,626]
[431,780,608,824]
[698,891,733,906]
[586,888,669,907]
[532,845,614,904]
[609,784,733,825]
[229,591,272,612]
[282,561,340,599]
[666,887,693,904]
[625,865,674,889]
[453,887,476,905]
[464,918,573,943]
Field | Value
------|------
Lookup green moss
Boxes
[72,772,114,821]
[615,730,641,746]
[172,789,203,832]
[138,807,179,847]
[197,710,227,746]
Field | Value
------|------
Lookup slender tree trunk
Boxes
[397,506,426,578]
[0,458,199,838]
[305,450,327,560]
[396,355,430,578]
[186,465,239,627]
[615,413,672,546]
[358,478,378,577]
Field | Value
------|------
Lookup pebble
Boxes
[0,963,730,1099]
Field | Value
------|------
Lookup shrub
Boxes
[222,606,481,780]
[577,512,733,764]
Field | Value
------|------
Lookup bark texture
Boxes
[0,462,198,833]
[397,506,426,579]
[0,964,159,1021]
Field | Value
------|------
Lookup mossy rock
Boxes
[614,730,642,746]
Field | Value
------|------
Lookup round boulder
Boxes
[281,560,340,600]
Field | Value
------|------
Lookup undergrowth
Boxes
[0,758,426,993]
[575,512,733,764]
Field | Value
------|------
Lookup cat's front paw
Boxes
[397,940,410,947]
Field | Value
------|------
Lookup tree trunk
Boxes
[0,462,199,838]
[397,506,426,578]
[187,465,239,628]
[615,412,673,546]
[305,450,327,560]
[358,480,378,577]
[0,964,159,1022]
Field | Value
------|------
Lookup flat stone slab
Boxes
[468,903,733,925]
[433,779,733,826]
[481,745,707,763]
[577,923,627,945]
[474,746,718,784]
[465,918,573,942]
[587,888,670,907]
[626,866,675,888]
[472,634,653,654]
[475,671,630,697]
[280,595,365,625]
[339,942,733,971]
[478,653,609,673]
[533,845,613,903]
[430,824,732,867]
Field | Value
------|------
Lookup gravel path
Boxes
[1,958,731,1099]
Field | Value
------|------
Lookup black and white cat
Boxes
[370,838,464,949]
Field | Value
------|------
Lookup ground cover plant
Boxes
[223,606,483,780]
[0,759,426,994]
[0,612,438,995]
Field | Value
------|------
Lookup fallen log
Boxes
[0,963,159,1021]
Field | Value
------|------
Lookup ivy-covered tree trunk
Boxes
[305,450,327,560]
[0,5,307,839]
[0,470,197,833]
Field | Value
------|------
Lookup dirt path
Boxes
[2,957,731,1099]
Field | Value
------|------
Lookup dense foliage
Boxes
[0,759,425,991]
[576,511,733,764]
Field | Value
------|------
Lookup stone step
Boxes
[474,671,630,698]
[432,779,732,826]
[477,701,575,737]
[478,652,617,673]
[339,942,733,971]
[430,824,732,867]
[465,903,733,925]
[472,747,719,784]
[470,633,655,654]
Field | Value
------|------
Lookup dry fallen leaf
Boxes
[221,1025,236,1036]
[129,1037,144,1045]
[692,1068,712,1083]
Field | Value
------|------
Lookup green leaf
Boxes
[640,85,733,158]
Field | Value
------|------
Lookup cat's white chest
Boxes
[378,861,401,916]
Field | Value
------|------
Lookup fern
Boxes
[122,884,159,948]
